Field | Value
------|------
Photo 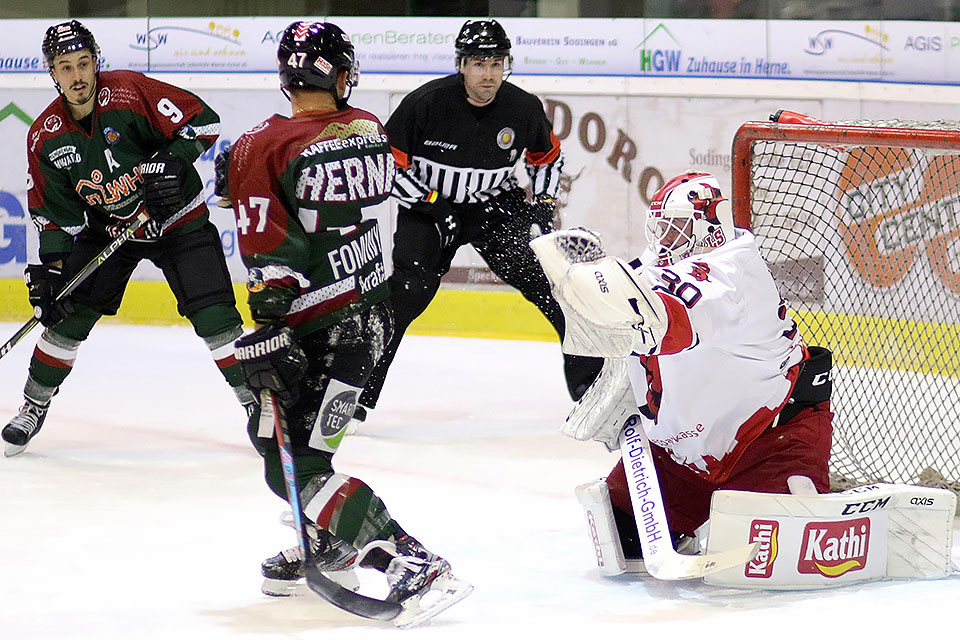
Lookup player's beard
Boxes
[65,77,96,109]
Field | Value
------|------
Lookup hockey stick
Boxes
[265,390,402,621]
[0,211,150,363]
[618,417,760,580]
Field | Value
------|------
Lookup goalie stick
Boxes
[0,211,150,363]
[264,390,403,621]
[618,417,760,580]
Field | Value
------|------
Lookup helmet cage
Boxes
[645,174,729,266]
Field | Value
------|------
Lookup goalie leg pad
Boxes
[704,484,957,589]
[574,479,629,576]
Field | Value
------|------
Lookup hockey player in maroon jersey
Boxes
[531,172,834,573]
[223,21,471,626]
[354,19,603,423]
[2,21,249,456]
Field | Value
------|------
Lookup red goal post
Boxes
[731,112,960,502]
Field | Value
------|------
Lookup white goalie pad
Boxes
[703,484,957,589]
[563,356,637,450]
[530,230,668,358]
[574,479,629,576]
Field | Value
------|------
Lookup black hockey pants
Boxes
[358,192,603,410]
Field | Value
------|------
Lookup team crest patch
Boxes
[246,267,267,293]
[98,87,111,107]
[245,121,269,135]
[496,127,515,150]
[103,127,120,145]
[43,115,62,133]
[313,56,332,75]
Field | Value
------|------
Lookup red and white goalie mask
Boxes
[645,171,734,266]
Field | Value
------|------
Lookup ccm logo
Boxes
[594,270,608,293]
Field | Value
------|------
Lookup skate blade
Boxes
[261,570,360,598]
[394,575,474,629]
[4,442,27,457]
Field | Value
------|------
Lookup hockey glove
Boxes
[234,324,308,408]
[530,194,558,236]
[139,150,189,225]
[214,144,232,207]
[417,192,459,249]
[24,264,74,327]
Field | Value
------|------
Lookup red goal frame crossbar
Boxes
[730,121,960,229]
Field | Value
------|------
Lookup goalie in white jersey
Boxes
[532,171,834,563]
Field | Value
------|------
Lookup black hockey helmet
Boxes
[455,19,511,61]
[42,20,100,70]
[277,21,358,92]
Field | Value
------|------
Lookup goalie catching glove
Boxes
[138,150,188,226]
[234,325,308,408]
[530,228,668,358]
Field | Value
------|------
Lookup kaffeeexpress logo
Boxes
[837,148,960,294]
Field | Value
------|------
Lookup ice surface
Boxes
[0,323,957,639]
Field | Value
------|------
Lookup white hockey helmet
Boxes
[645,171,734,266]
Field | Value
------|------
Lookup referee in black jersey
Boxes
[357,19,603,419]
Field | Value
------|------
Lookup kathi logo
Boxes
[798,517,870,578]
[837,149,960,294]
[744,519,779,578]
[635,23,681,74]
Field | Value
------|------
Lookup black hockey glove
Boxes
[139,150,189,225]
[431,197,460,249]
[413,191,459,249]
[234,324,309,408]
[214,144,232,207]
[530,194,558,236]
[24,264,74,327]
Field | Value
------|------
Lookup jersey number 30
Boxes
[236,197,270,234]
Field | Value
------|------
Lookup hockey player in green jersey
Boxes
[1,21,251,456]
[223,21,471,627]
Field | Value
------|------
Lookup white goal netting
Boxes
[735,117,960,504]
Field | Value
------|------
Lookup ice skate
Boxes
[2,400,48,457]
[385,535,473,629]
[261,527,360,596]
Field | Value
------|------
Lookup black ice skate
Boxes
[385,535,473,629]
[2,400,48,457]
[261,527,360,596]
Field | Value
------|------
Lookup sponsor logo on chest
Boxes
[48,145,82,169]
[798,517,870,578]
[75,167,144,210]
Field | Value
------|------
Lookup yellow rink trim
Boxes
[0,279,559,342]
[2,278,957,376]
[794,310,960,378]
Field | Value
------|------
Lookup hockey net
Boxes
[732,114,960,508]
